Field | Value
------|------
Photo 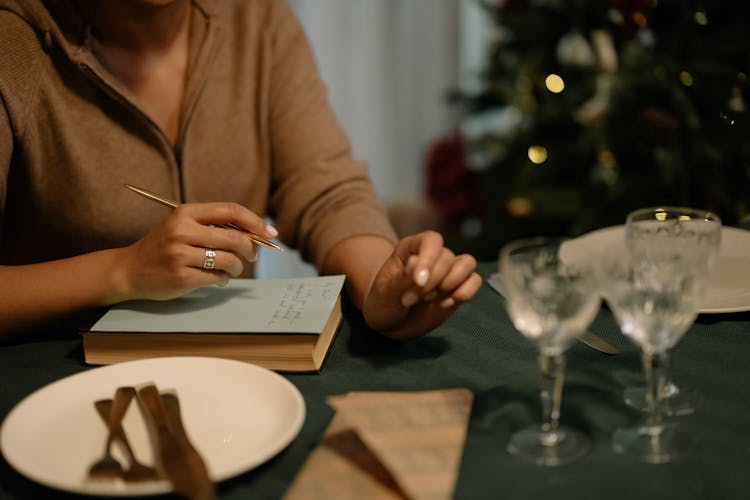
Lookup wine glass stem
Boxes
[642,350,670,426]
[538,353,565,435]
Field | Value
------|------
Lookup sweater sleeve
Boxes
[0,99,10,229]
[265,1,397,270]
[0,10,25,242]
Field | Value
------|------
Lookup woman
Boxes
[0,0,481,340]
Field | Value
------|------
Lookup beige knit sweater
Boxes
[0,0,396,271]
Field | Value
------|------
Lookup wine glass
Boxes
[621,207,722,416]
[499,237,601,466]
[601,207,721,463]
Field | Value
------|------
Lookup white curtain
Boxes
[289,0,460,202]
[258,0,492,277]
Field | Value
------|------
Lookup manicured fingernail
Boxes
[440,297,455,309]
[404,255,417,275]
[266,224,278,238]
[242,246,255,262]
[415,269,429,287]
[401,291,419,308]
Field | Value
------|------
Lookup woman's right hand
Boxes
[112,202,278,301]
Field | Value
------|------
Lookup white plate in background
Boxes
[561,225,750,314]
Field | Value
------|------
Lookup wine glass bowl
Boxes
[603,259,704,354]
[626,207,722,293]
[499,237,601,466]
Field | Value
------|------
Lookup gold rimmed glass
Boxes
[602,207,721,463]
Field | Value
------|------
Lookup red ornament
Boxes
[610,0,651,35]
[425,132,483,228]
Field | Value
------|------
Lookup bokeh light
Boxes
[528,146,548,164]
[545,74,565,93]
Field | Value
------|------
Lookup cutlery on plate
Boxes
[486,272,620,355]
[94,398,161,482]
[88,386,133,480]
[136,383,214,500]
[159,392,206,475]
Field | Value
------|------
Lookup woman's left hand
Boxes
[362,231,482,340]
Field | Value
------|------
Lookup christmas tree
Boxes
[426,0,750,259]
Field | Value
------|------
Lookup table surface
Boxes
[1,261,749,500]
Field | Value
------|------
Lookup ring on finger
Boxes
[203,248,217,270]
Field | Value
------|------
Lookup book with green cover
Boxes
[83,275,345,372]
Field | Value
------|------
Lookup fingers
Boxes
[397,232,480,309]
[421,256,480,309]
[179,203,278,241]
[193,225,259,265]
[131,202,271,295]
[395,231,444,287]
[166,203,271,264]
[440,271,483,308]
[122,201,277,301]
[194,247,246,278]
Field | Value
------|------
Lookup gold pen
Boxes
[124,184,284,251]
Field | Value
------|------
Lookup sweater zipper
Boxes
[172,26,220,177]
[77,62,186,202]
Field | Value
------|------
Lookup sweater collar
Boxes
[0,0,217,67]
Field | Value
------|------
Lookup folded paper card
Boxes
[284,389,474,500]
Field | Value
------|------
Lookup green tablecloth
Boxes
[1,261,749,499]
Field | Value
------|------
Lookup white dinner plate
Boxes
[0,356,305,496]
[562,225,750,313]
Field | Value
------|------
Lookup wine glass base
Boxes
[623,383,698,416]
[507,427,590,466]
[612,422,692,463]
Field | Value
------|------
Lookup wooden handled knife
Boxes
[136,383,214,500]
